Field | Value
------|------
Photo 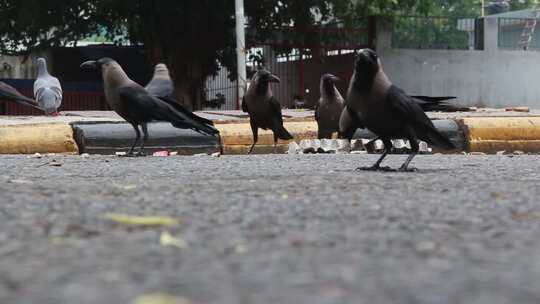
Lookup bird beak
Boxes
[269,74,281,83]
[331,76,341,82]
[80,60,97,69]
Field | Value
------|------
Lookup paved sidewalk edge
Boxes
[0,123,78,154]
[3,116,540,154]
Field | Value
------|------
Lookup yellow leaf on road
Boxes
[160,231,187,249]
[105,214,179,227]
[131,293,191,304]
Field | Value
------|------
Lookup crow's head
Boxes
[255,69,280,84]
[253,69,280,96]
[353,49,380,91]
[320,73,340,97]
[80,57,116,72]
[355,49,379,76]
[321,73,340,85]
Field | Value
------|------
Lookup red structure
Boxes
[0,80,108,115]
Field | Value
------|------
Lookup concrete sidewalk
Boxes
[1,109,540,154]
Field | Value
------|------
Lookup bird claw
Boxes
[398,166,418,172]
[120,152,137,158]
[135,151,147,157]
[355,166,396,172]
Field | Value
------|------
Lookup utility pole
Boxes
[235,0,247,110]
[481,0,485,17]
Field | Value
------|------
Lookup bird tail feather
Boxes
[0,91,42,110]
[412,96,470,112]
[274,125,293,140]
[158,97,220,136]
[423,128,455,150]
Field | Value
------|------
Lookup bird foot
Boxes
[355,166,396,172]
[135,151,147,157]
[398,166,418,172]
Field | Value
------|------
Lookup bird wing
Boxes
[118,86,218,136]
[241,96,249,113]
[50,76,63,96]
[387,86,454,149]
[34,77,62,98]
[314,103,319,121]
[118,86,160,117]
[388,86,435,128]
[268,96,293,140]
[157,96,216,127]
[338,105,364,140]
[269,96,284,125]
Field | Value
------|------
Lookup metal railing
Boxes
[392,16,480,50]
[498,18,540,50]
[204,25,372,110]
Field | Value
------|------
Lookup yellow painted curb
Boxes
[461,117,540,152]
[0,123,79,154]
[468,140,540,153]
[215,121,318,146]
[223,144,289,155]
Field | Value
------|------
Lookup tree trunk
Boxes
[137,0,232,111]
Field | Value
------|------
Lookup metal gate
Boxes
[204,18,376,110]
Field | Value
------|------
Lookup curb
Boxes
[72,122,220,155]
[1,115,540,155]
[0,123,78,154]
[459,117,540,153]
[215,121,317,154]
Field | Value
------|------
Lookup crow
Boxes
[339,94,468,140]
[344,49,455,171]
[34,58,62,115]
[81,58,219,156]
[242,69,293,154]
[315,74,344,139]
[145,63,174,98]
[0,81,42,110]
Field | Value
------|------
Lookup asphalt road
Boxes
[1,153,540,304]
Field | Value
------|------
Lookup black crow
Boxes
[242,69,293,154]
[344,49,455,171]
[81,58,219,156]
[315,74,344,139]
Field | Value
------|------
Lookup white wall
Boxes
[377,17,540,107]
[0,52,52,79]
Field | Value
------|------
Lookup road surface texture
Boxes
[1,153,540,304]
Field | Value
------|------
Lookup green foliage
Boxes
[1,0,532,107]
[392,16,472,49]
[509,0,538,11]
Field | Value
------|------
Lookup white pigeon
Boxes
[145,63,174,98]
[34,58,62,115]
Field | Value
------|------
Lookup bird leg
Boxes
[399,137,419,172]
[356,139,394,171]
[126,124,141,157]
[136,123,149,157]
[248,124,258,154]
[273,133,278,154]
